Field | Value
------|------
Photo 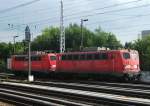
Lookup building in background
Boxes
[141,30,150,38]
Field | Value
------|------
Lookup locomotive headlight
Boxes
[51,65,56,71]
[124,65,131,69]
[52,65,56,68]
[133,65,137,69]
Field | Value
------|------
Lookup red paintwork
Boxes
[9,50,140,76]
[10,53,56,72]
[56,50,140,75]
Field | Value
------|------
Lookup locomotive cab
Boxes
[9,53,57,75]
[48,54,56,71]
[121,50,141,80]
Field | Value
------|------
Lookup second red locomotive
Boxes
[8,52,56,74]
[56,49,141,80]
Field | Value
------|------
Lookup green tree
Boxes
[124,42,134,49]
[0,42,12,71]
[0,43,11,60]
[0,41,26,71]
[94,27,108,47]
[32,27,60,52]
[65,24,95,51]
[15,42,26,54]
[106,33,122,49]
[132,36,150,71]
[94,27,122,49]
[31,23,121,52]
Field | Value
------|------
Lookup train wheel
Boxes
[13,71,20,76]
[123,74,130,82]
[136,74,141,81]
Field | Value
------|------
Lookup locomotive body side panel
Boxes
[56,50,140,77]
[10,53,56,73]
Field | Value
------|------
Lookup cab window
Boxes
[50,56,56,60]
[15,56,25,61]
[87,54,93,60]
[73,54,79,60]
[67,55,73,60]
[80,54,86,60]
[102,53,108,60]
[123,53,130,59]
[94,53,108,60]
[31,56,41,61]
[62,55,66,60]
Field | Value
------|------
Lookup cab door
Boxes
[49,55,56,71]
[109,53,115,73]
[109,52,121,73]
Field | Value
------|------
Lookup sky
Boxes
[0,0,150,44]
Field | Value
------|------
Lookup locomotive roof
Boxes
[60,49,137,54]
[13,53,56,57]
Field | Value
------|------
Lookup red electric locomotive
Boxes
[56,49,141,80]
[8,52,56,74]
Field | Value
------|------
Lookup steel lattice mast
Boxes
[60,0,65,53]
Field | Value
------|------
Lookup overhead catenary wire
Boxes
[0,0,149,40]
[25,0,150,25]
[0,0,92,19]
[64,3,150,20]
[107,23,150,30]
[0,7,59,21]
[0,0,101,18]
[63,0,111,10]
[0,0,41,14]
[0,0,101,20]
[3,14,150,35]
[0,0,145,24]
[86,13,150,26]
[2,9,150,32]
[63,0,112,5]
[0,0,142,22]
[15,2,150,27]
[0,0,144,31]
[64,0,142,12]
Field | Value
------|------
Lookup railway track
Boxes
[1,72,150,105]
[31,80,150,99]
[77,80,150,90]
[0,81,149,106]
[0,73,14,79]
[0,82,93,106]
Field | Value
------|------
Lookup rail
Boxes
[0,81,149,106]
[30,81,150,99]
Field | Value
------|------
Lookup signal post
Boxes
[25,26,34,82]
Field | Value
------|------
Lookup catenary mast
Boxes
[60,0,65,53]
